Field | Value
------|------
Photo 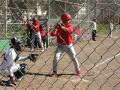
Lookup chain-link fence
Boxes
[0,0,120,90]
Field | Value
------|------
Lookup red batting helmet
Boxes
[61,13,72,22]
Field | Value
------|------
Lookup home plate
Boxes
[57,77,90,83]
[71,78,90,83]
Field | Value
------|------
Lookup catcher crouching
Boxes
[0,37,38,86]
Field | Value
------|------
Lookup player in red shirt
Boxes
[31,17,44,52]
[50,13,81,76]
[40,25,48,49]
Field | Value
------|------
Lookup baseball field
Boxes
[0,35,119,90]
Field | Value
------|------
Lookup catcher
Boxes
[0,37,38,86]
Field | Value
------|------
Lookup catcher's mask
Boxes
[10,37,22,51]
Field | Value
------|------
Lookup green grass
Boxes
[97,23,108,34]
[0,40,10,52]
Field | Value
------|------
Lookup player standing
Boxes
[50,13,81,76]
[91,18,97,41]
[31,17,44,52]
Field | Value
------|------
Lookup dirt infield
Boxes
[0,36,120,90]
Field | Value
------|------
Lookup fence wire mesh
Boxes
[0,0,120,90]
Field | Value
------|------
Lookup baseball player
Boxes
[22,16,44,51]
[0,37,37,85]
[109,20,114,38]
[91,18,97,41]
[30,17,44,52]
[40,25,48,49]
[50,13,81,76]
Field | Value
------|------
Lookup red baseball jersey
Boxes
[40,30,47,37]
[33,20,40,32]
[50,23,74,45]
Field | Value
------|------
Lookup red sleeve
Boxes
[66,24,73,33]
[33,23,39,29]
[49,25,60,36]
[33,22,40,32]
[50,28,58,36]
